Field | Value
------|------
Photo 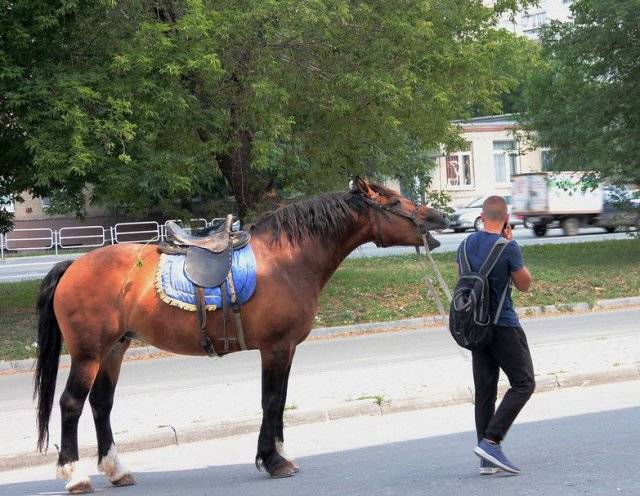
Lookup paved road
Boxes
[0,253,79,282]
[352,226,632,258]
[1,380,638,496]
[1,307,638,462]
[0,227,632,282]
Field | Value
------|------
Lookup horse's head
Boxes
[353,177,448,250]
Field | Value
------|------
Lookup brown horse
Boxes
[33,177,447,493]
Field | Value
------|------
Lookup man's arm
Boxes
[511,267,532,292]
[506,240,532,292]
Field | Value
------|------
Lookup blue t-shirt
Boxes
[455,231,524,327]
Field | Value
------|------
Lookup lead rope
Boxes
[419,233,471,362]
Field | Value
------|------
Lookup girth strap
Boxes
[227,271,247,351]
[195,285,218,357]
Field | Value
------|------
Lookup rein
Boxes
[418,234,470,362]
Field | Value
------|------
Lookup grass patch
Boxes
[316,239,639,326]
[0,280,41,361]
[353,393,388,406]
[0,239,638,361]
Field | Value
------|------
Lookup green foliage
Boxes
[521,0,640,186]
[1,0,536,225]
[424,189,454,216]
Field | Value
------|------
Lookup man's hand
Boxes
[502,222,513,240]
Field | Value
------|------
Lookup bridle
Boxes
[359,194,428,247]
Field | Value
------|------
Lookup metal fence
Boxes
[114,221,161,244]
[59,226,106,249]
[5,228,55,252]
[0,218,232,259]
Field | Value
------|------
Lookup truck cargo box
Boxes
[512,172,603,215]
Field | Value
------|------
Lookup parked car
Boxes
[448,195,524,233]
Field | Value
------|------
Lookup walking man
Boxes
[456,196,535,475]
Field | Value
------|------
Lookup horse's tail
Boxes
[34,260,73,452]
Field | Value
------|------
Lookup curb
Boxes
[2,296,639,374]
[1,366,638,472]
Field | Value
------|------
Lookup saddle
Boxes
[159,215,251,356]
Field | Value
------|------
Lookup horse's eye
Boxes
[390,199,401,207]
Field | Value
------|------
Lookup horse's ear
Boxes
[353,176,373,196]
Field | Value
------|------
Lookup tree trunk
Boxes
[217,129,279,225]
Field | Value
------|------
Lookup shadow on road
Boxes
[3,407,639,496]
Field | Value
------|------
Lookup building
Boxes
[2,192,122,231]
[428,114,548,207]
[487,0,573,40]
[423,1,575,206]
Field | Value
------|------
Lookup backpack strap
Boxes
[479,237,512,325]
[459,238,472,274]
[494,278,512,325]
[479,237,510,277]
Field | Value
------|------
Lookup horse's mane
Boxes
[252,184,400,246]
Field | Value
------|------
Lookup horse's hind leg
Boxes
[89,339,135,487]
[56,357,100,494]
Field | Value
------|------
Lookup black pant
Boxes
[472,325,535,443]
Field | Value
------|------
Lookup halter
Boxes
[360,194,427,247]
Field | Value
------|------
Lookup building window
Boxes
[522,11,547,31]
[0,196,15,213]
[41,197,51,211]
[493,141,518,183]
[521,11,547,37]
[446,145,473,187]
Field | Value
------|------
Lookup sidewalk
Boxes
[0,309,638,471]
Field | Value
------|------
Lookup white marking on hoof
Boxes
[56,462,94,493]
[275,441,290,460]
[98,444,132,484]
[276,441,300,471]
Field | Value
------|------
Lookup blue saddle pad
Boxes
[156,245,257,311]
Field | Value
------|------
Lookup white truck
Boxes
[512,172,639,236]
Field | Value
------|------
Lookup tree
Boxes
[1,0,535,225]
[521,0,640,186]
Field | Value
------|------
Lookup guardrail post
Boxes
[0,233,4,260]
[54,230,59,255]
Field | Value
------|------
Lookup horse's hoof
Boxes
[111,473,136,487]
[58,462,94,494]
[269,460,297,479]
[66,479,94,494]
[290,459,300,473]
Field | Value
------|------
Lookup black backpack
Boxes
[449,237,511,350]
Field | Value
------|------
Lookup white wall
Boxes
[488,0,573,39]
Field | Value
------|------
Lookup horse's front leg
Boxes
[256,345,297,478]
[275,358,300,472]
